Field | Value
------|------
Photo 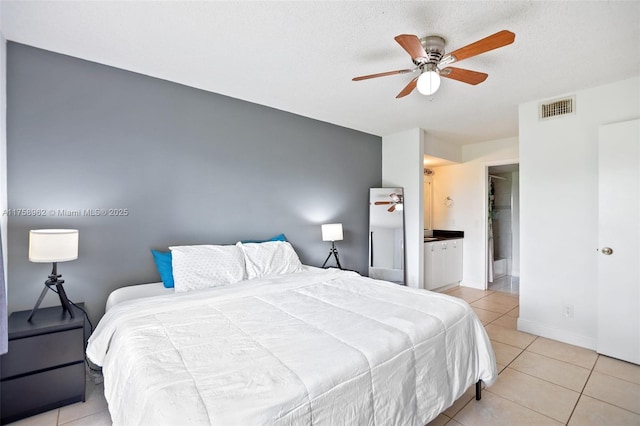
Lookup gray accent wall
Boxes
[6,42,381,323]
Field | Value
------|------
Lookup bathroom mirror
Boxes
[368,187,406,285]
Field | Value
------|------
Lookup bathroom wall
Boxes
[489,169,521,278]
[431,137,519,289]
[491,173,512,262]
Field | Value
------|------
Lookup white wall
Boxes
[432,137,519,289]
[424,132,461,163]
[511,171,520,277]
[519,76,640,349]
[382,128,424,288]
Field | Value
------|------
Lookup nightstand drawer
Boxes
[0,362,85,424]
[1,328,84,379]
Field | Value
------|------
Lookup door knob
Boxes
[601,247,613,255]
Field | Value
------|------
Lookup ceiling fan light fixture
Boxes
[417,69,440,95]
[353,30,515,99]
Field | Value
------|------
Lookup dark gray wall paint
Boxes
[6,42,381,324]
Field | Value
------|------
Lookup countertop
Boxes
[424,230,464,242]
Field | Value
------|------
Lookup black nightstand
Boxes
[0,304,87,424]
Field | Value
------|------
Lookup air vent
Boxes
[539,96,575,120]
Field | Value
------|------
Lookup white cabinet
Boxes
[424,241,444,290]
[443,239,463,285]
[424,239,463,290]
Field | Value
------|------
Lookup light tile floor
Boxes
[8,286,640,426]
[488,275,520,295]
[430,286,640,426]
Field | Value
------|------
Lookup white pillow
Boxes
[237,241,303,279]
[169,245,245,293]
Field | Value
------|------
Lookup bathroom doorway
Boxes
[487,164,520,294]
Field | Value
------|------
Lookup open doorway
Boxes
[487,164,520,294]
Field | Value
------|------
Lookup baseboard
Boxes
[517,318,596,350]
[460,279,485,290]
[435,282,459,293]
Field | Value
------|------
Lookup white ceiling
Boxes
[2,1,639,145]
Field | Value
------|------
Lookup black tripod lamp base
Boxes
[28,263,75,322]
[321,242,342,270]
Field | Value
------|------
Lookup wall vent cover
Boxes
[539,96,575,120]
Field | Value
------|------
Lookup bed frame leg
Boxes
[475,380,482,400]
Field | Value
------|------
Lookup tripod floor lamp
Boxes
[28,229,79,322]
[321,223,343,269]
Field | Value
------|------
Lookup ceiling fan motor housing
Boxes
[416,35,446,67]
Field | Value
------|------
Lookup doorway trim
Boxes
[482,159,519,290]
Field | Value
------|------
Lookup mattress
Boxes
[104,282,172,312]
[88,268,496,425]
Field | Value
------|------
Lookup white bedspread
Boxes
[87,268,496,426]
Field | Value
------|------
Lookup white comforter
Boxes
[87,268,496,426]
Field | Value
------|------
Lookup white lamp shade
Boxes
[417,70,441,95]
[321,223,343,241]
[29,229,79,263]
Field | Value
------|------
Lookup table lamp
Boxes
[321,223,343,269]
[27,229,79,321]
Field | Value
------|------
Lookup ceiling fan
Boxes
[374,192,403,212]
[353,30,515,98]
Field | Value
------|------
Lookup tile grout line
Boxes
[565,354,601,425]
[503,345,640,422]
[452,288,640,424]
[58,408,111,426]
[479,291,573,424]
[485,303,595,425]
[447,290,520,424]
[575,360,640,417]
[507,352,592,390]
[489,323,595,424]
[588,363,640,387]
[483,338,587,425]
[482,389,566,425]
[453,308,572,426]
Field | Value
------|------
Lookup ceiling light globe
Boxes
[417,70,441,96]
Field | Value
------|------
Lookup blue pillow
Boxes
[240,233,287,244]
[151,249,174,288]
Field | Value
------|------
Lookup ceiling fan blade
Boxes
[374,201,393,205]
[394,34,427,60]
[388,205,396,212]
[440,67,488,85]
[446,30,515,63]
[353,69,414,81]
[396,76,419,98]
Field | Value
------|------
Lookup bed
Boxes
[87,241,496,425]
[104,281,171,312]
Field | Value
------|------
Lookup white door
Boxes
[597,119,640,364]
